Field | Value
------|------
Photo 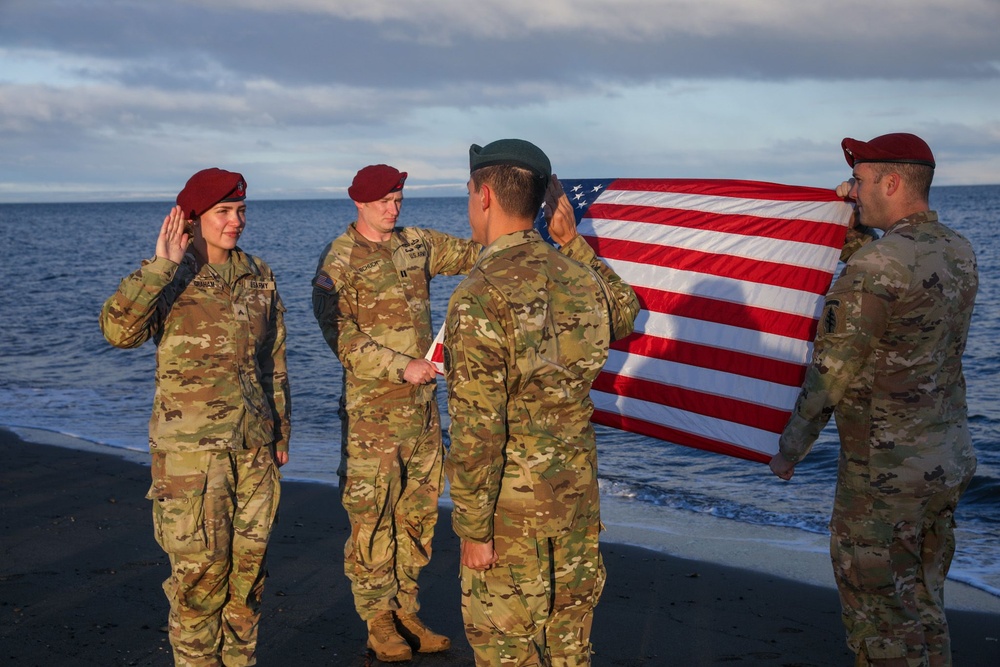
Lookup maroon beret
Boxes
[176,168,247,219]
[842,133,935,169]
[348,164,407,203]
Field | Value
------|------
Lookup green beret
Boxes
[469,139,551,180]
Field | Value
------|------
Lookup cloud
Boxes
[3,0,998,90]
[192,0,999,44]
[0,0,998,201]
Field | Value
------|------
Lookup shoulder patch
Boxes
[443,345,452,374]
[823,299,840,334]
[313,273,335,292]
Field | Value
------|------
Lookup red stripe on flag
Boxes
[632,285,820,342]
[592,371,792,434]
[592,409,771,463]
[612,334,808,387]
[606,178,843,203]
[587,203,844,248]
[585,236,836,295]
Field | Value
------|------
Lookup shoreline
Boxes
[9,425,1000,614]
[2,426,998,666]
[10,423,999,614]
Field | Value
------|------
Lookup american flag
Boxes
[429,178,853,463]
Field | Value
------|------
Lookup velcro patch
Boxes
[313,273,335,292]
[823,299,840,334]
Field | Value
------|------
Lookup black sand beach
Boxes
[1,428,997,666]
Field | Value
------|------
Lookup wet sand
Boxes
[1,428,997,666]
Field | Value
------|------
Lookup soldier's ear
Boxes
[479,184,492,212]
[883,172,902,197]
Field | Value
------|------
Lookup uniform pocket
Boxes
[832,536,893,594]
[465,562,546,637]
[146,459,210,555]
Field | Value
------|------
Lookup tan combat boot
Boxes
[367,611,413,662]
[395,612,451,653]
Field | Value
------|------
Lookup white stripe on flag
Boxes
[591,390,779,457]
[631,311,812,365]
[602,348,802,411]
[604,259,828,320]
[597,188,849,223]
[581,217,841,270]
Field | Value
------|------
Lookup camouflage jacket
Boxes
[312,223,481,411]
[444,231,639,541]
[100,249,291,454]
[779,211,978,496]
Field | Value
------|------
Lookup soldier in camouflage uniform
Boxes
[443,139,639,666]
[311,164,481,662]
[769,134,978,667]
[100,168,290,667]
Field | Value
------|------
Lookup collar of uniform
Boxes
[180,246,256,281]
[226,247,256,281]
[347,221,398,251]
[885,209,938,235]
[477,228,542,265]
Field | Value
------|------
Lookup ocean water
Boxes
[1,187,997,597]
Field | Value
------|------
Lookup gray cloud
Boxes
[0,0,998,200]
[3,0,997,91]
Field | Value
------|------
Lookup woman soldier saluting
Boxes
[100,168,290,666]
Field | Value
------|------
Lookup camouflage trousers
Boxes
[147,447,281,667]
[341,399,444,620]
[830,477,972,667]
[461,517,606,666]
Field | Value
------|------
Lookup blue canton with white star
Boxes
[534,179,616,245]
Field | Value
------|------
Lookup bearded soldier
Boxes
[770,134,978,666]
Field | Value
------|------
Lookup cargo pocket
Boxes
[466,562,546,637]
[831,536,894,595]
[146,469,210,555]
[861,635,908,661]
[342,453,383,518]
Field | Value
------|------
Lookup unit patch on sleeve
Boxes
[823,299,840,334]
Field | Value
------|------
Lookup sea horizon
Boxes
[2,181,999,207]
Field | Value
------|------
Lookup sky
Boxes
[1,0,998,203]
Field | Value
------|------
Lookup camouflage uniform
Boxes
[779,211,978,666]
[100,249,290,667]
[444,231,638,666]
[311,222,480,620]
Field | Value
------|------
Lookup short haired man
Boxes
[443,139,639,665]
[770,133,978,666]
[312,164,481,662]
